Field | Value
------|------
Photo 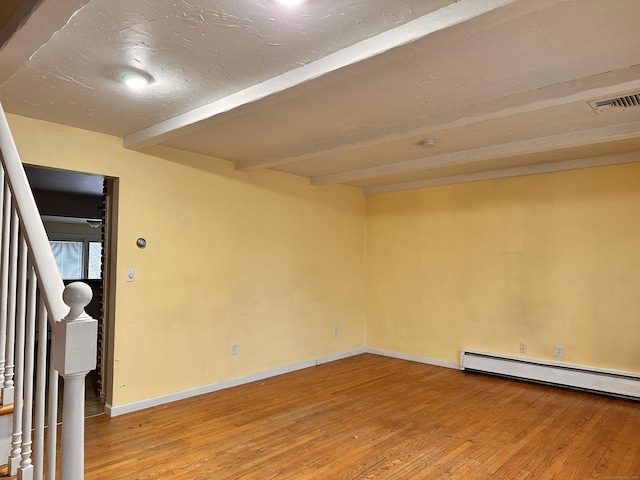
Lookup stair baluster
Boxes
[19,263,38,479]
[8,235,27,475]
[3,207,18,405]
[33,298,48,480]
[0,181,9,402]
[0,101,97,479]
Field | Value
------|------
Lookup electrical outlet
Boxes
[231,344,238,355]
[333,327,339,337]
[519,343,527,355]
[555,345,563,357]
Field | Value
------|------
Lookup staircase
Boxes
[0,103,97,479]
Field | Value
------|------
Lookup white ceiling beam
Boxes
[311,121,640,186]
[124,0,521,150]
[238,74,640,171]
[363,152,640,194]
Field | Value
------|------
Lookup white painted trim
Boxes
[312,121,640,186]
[238,72,640,171]
[124,0,518,149]
[105,347,640,417]
[363,152,640,194]
[0,103,67,322]
[365,347,459,370]
[315,347,367,365]
[105,348,366,417]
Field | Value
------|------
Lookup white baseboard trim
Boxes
[365,347,459,370]
[316,347,367,365]
[105,347,367,417]
[104,346,639,417]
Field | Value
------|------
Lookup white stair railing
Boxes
[0,102,97,479]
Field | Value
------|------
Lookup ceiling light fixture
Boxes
[275,0,305,5]
[116,69,154,88]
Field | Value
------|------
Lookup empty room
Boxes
[0,0,639,478]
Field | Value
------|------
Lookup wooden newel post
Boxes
[53,282,97,480]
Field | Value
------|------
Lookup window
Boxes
[50,239,102,280]
[88,241,103,279]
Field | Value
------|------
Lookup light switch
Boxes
[126,268,135,282]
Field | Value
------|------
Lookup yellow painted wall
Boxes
[366,162,640,373]
[9,112,640,408]
[8,114,366,406]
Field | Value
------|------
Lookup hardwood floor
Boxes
[15,354,640,478]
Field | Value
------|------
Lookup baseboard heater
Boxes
[460,349,640,401]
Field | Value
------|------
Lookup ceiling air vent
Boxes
[590,93,640,114]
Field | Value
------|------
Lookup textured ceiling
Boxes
[1,0,639,194]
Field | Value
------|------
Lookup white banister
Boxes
[0,101,98,478]
[0,108,66,321]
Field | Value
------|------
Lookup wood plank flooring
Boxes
[11,354,640,478]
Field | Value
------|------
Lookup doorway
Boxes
[24,165,117,415]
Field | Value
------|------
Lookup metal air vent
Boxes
[590,93,640,114]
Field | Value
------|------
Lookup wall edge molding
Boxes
[105,347,368,417]
[105,347,457,417]
[365,347,460,370]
